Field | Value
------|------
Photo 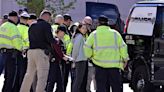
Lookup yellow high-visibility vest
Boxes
[17,23,29,49]
[84,25,129,70]
[51,24,59,37]
[0,22,23,51]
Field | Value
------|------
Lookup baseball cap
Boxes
[63,14,72,21]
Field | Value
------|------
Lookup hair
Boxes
[72,22,84,38]
[56,30,60,34]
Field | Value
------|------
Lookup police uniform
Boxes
[17,11,30,91]
[0,11,23,92]
[51,23,59,37]
[84,15,129,92]
[62,14,74,92]
[0,14,9,75]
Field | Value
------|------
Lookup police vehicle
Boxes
[86,2,124,33]
[124,0,164,92]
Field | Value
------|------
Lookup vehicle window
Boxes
[86,2,119,24]
[127,7,157,36]
[154,7,164,38]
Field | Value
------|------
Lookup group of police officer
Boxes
[0,9,128,92]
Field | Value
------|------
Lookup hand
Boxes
[123,61,128,68]
[71,62,76,68]
[63,57,68,61]
[22,50,27,58]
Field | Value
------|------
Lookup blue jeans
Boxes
[0,53,6,75]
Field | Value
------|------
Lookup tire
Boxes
[131,65,155,92]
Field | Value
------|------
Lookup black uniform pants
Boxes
[95,67,123,92]
[18,56,27,91]
[61,61,72,92]
[46,62,63,92]
[72,61,88,92]
[2,52,26,92]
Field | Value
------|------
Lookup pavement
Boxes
[0,74,133,92]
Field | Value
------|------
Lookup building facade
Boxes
[0,0,24,17]
[0,0,141,21]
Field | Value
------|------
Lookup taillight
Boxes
[124,17,130,33]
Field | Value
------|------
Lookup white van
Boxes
[124,1,164,92]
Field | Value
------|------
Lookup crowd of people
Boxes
[0,8,128,92]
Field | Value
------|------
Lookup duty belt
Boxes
[0,48,17,53]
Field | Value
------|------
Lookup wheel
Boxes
[131,65,155,92]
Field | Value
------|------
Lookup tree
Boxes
[17,0,76,17]
[17,0,45,16]
[45,0,76,16]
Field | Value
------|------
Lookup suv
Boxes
[86,2,124,33]
[124,0,164,92]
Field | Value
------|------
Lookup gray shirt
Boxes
[72,33,87,62]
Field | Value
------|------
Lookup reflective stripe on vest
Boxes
[93,32,118,50]
[12,35,21,40]
[84,44,92,49]
[0,44,14,48]
[93,32,120,63]
[0,34,21,40]
[24,38,29,42]
[93,59,120,63]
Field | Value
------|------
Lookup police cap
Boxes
[20,12,30,18]
[8,11,18,17]
[40,10,52,16]
[57,25,67,33]
[29,13,37,20]
[98,15,108,23]
[3,14,8,19]
[63,14,72,21]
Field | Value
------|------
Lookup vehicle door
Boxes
[153,6,164,82]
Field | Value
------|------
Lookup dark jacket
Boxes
[52,37,65,62]
[29,19,54,49]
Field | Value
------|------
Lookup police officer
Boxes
[0,14,9,75]
[51,14,64,37]
[2,14,8,24]
[17,11,30,91]
[0,11,23,92]
[62,14,73,92]
[17,12,30,49]
[84,15,129,92]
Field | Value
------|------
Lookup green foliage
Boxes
[17,0,45,16]
[17,0,76,17]
[45,0,77,16]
